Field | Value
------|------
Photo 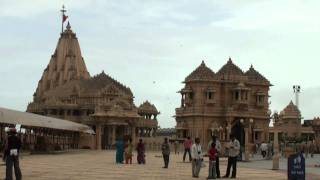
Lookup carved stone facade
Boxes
[27,23,159,149]
[175,59,271,148]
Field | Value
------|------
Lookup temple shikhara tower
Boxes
[175,59,271,148]
[27,21,159,149]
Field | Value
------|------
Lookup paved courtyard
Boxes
[1,150,319,180]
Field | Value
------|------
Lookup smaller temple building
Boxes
[270,101,315,142]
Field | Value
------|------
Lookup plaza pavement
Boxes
[1,150,319,180]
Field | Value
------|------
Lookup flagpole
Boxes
[60,5,66,33]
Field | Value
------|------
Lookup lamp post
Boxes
[272,129,280,170]
[218,126,223,140]
[243,118,254,161]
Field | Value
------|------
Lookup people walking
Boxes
[125,138,133,164]
[115,138,124,164]
[161,137,170,168]
[136,139,146,164]
[183,136,192,162]
[207,135,221,178]
[191,137,203,178]
[223,134,240,179]
[3,128,22,180]
[207,142,218,179]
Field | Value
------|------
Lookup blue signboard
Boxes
[288,153,305,180]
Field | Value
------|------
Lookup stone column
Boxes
[96,124,102,150]
[272,130,280,170]
[226,121,231,141]
[112,125,116,145]
[244,127,250,161]
[131,126,136,144]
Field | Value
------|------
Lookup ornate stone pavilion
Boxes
[27,22,159,149]
[175,59,271,149]
[270,101,314,141]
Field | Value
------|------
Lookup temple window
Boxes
[189,92,194,100]
[206,88,216,104]
[256,92,266,106]
[233,83,250,103]
[235,91,240,100]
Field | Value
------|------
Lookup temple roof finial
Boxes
[201,60,205,66]
[66,21,71,30]
[228,57,232,62]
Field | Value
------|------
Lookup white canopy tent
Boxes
[0,107,94,134]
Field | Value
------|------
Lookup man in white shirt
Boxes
[208,135,221,178]
[223,134,240,179]
[191,137,203,178]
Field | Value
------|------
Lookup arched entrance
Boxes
[231,120,245,147]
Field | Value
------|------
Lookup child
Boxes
[207,142,218,179]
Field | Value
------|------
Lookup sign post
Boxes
[288,153,305,180]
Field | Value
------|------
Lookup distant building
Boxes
[175,59,271,147]
[156,128,176,137]
[27,22,159,149]
[270,101,314,141]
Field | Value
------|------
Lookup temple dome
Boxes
[245,65,270,84]
[185,61,215,82]
[281,101,301,118]
[217,57,244,77]
[138,101,159,115]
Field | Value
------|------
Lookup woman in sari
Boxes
[136,139,145,164]
[115,138,124,164]
[125,138,133,164]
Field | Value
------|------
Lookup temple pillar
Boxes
[112,125,116,145]
[131,126,136,144]
[272,130,280,170]
[96,124,102,150]
[227,120,231,141]
[244,127,250,161]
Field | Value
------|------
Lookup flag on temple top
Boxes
[63,14,68,23]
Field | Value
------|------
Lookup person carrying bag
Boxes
[4,128,22,180]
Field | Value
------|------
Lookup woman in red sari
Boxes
[136,139,145,164]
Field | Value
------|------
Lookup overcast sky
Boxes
[0,0,320,128]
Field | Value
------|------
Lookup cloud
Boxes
[211,0,320,32]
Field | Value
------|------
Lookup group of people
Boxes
[2,127,22,180]
[186,134,240,179]
[115,138,146,164]
[2,128,242,180]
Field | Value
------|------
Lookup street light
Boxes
[240,118,244,124]
[249,118,254,123]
